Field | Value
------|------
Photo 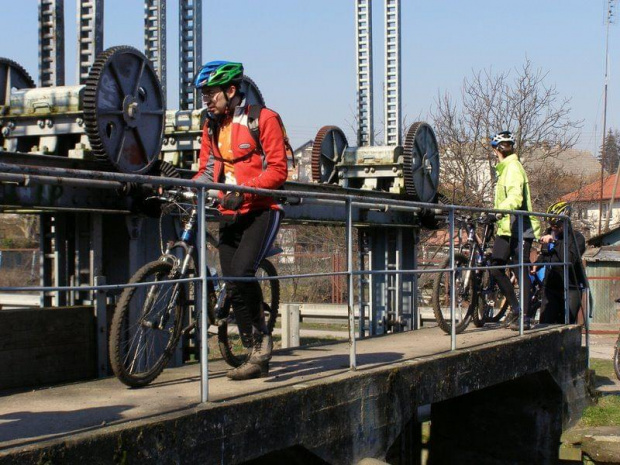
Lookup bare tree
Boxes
[431,59,583,209]
[0,214,39,246]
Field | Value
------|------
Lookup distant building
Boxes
[525,148,601,180]
[288,140,314,183]
[561,174,620,231]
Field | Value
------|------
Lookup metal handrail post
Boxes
[518,214,524,335]
[346,198,357,370]
[563,217,570,324]
[585,287,591,369]
[198,188,209,402]
[449,209,456,351]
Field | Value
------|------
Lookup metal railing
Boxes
[0,162,590,400]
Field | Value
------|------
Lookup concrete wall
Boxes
[0,307,96,390]
[0,326,588,464]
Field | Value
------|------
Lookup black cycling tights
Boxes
[218,209,282,348]
[490,236,532,317]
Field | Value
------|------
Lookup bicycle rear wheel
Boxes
[432,253,474,334]
[218,259,280,367]
[472,269,509,326]
[614,336,620,381]
[109,261,185,387]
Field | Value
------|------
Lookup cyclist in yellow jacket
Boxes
[490,131,541,330]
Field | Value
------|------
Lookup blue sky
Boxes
[0,1,615,155]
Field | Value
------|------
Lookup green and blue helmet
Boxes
[194,61,243,88]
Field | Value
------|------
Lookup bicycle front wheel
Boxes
[472,269,509,327]
[432,253,474,334]
[218,259,280,367]
[109,261,185,388]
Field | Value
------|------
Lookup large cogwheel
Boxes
[311,126,348,184]
[84,46,165,174]
[0,57,35,106]
[402,122,440,202]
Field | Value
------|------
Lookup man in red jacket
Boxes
[193,61,288,380]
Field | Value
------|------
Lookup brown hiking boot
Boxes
[226,360,269,380]
[226,332,271,381]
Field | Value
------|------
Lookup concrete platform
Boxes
[0,324,587,464]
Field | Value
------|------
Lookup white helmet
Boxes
[490,131,515,148]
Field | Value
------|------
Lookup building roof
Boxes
[441,145,601,178]
[583,246,620,262]
[525,148,601,179]
[561,173,619,203]
[587,224,620,246]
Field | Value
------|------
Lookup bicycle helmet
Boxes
[194,61,244,89]
[490,131,515,148]
[547,201,572,224]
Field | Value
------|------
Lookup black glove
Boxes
[221,191,244,210]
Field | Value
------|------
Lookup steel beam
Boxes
[179,0,202,110]
[38,0,65,87]
[384,0,401,146]
[144,0,167,96]
[77,0,103,85]
[355,0,374,146]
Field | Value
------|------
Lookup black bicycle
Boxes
[109,189,280,388]
[432,214,509,334]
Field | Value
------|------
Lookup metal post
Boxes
[563,216,570,324]
[384,0,401,145]
[355,0,374,146]
[94,275,108,377]
[38,0,65,87]
[448,209,456,351]
[77,0,103,84]
[346,199,357,369]
[198,187,209,402]
[281,303,300,349]
[518,214,524,335]
[179,0,202,110]
[584,287,591,369]
[144,0,166,96]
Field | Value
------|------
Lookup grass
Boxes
[590,358,616,381]
[578,358,620,428]
[580,396,620,427]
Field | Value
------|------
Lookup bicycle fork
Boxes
[142,244,196,331]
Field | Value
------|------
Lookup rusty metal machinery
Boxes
[0,46,165,175]
[160,76,265,170]
[311,122,440,203]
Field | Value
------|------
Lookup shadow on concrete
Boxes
[0,404,133,447]
[266,351,404,382]
[594,373,620,395]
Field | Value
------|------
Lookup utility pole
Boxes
[599,0,615,234]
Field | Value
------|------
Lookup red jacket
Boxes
[193,103,288,215]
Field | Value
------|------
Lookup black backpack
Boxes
[247,104,295,167]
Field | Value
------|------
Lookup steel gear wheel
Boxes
[83,46,165,174]
[0,58,35,107]
[311,126,348,184]
[402,122,440,202]
[240,75,265,107]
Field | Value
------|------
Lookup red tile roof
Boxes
[561,173,620,202]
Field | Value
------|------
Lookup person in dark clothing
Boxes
[531,201,586,324]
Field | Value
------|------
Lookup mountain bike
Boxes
[109,189,280,388]
[432,214,509,334]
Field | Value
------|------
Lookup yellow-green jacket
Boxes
[493,154,541,239]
